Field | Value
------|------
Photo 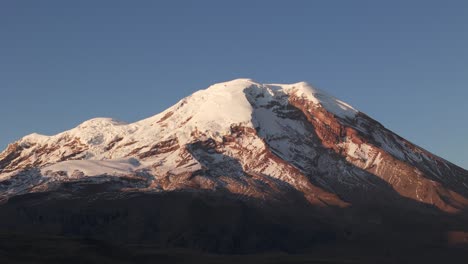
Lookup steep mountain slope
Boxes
[1,78,467,213]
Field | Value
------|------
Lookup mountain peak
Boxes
[219,78,257,85]
[200,78,358,119]
[2,78,467,214]
[16,79,359,151]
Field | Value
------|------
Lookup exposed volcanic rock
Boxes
[288,94,468,212]
[0,143,24,173]
[138,138,180,159]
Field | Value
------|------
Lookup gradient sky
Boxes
[1,1,467,169]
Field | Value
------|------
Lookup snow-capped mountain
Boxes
[1,78,467,213]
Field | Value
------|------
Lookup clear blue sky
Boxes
[1,1,467,169]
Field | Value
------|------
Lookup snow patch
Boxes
[41,158,141,177]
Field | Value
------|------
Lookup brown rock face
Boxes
[138,138,180,159]
[288,95,468,213]
[0,143,24,173]
[0,137,89,174]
